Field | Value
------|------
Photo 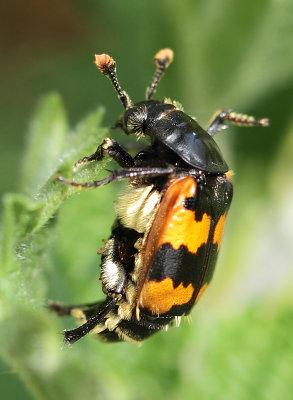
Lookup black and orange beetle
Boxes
[50,49,269,344]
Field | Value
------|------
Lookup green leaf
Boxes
[0,92,109,289]
[2,96,108,248]
[0,93,113,399]
[20,93,68,196]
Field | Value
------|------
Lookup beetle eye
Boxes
[125,105,147,137]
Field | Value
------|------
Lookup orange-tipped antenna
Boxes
[95,53,131,109]
[146,48,174,100]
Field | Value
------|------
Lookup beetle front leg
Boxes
[73,138,134,171]
[207,109,269,136]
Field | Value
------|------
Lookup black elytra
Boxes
[51,48,269,344]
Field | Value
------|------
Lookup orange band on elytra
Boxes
[213,214,227,247]
[140,277,194,314]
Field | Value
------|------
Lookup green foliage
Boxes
[1,1,293,399]
[0,94,111,399]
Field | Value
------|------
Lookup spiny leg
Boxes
[146,48,174,100]
[207,109,269,136]
[49,298,117,343]
[57,165,175,189]
[48,299,105,317]
[73,138,134,171]
[61,297,118,344]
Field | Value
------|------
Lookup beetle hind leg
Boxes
[48,299,105,318]
[49,297,118,344]
[63,297,118,344]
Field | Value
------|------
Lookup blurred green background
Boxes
[1,1,293,399]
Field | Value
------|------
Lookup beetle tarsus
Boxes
[207,109,269,136]
[73,138,134,171]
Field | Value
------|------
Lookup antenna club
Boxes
[154,48,174,68]
[94,54,116,74]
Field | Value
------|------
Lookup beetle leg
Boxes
[64,298,118,344]
[49,232,128,343]
[207,109,269,136]
[49,297,118,344]
[57,165,175,188]
[48,299,105,317]
[73,138,134,171]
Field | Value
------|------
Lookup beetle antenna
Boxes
[95,54,132,109]
[146,48,174,100]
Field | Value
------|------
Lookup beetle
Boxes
[50,49,269,344]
